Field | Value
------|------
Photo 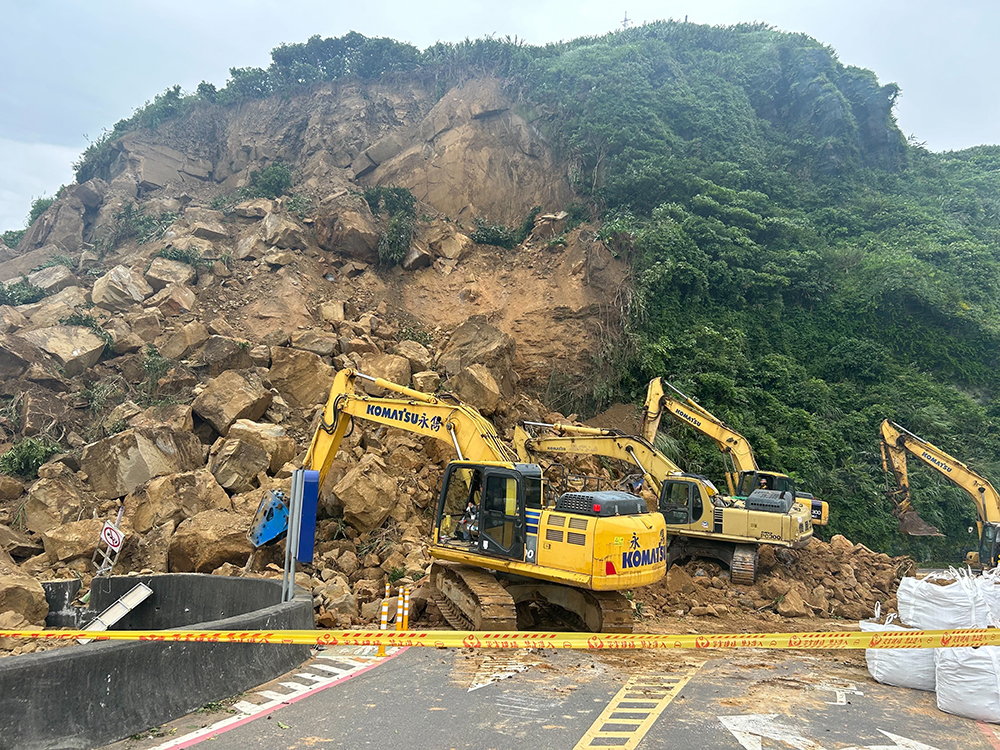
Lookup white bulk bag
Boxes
[936,646,1000,723]
[897,568,989,629]
[859,607,935,691]
[979,568,1000,619]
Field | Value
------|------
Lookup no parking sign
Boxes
[100,522,123,552]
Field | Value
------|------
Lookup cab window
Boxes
[660,481,692,525]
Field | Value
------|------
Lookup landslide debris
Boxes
[635,534,915,625]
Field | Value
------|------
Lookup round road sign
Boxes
[101,522,123,552]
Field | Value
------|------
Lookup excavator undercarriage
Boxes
[429,562,635,633]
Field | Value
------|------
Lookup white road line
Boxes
[151,647,403,749]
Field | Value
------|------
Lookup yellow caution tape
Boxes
[0,627,996,650]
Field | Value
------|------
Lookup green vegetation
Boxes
[27,196,56,224]
[157,247,208,268]
[243,163,293,199]
[364,187,417,265]
[141,345,171,395]
[0,278,49,306]
[94,202,175,256]
[60,313,114,347]
[0,438,61,478]
[470,206,542,249]
[31,255,74,272]
[1,230,25,249]
[388,567,407,584]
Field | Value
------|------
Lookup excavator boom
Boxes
[305,369,516,487]
[640,377,828,525]
[879,420,1000,543]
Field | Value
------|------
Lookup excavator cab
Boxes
[659,479,706,526]
[736,471,795,498]
[976,522,1000,569]
[435,461,543,563]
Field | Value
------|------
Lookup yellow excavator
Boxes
[513,422,813,584]
[640,378,829,526]
[879,419,1000,567]
[288,369,667,632]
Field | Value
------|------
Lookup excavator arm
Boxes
[305,368,517,488]
[513,422,693,497]
[879,419,1000,540]
[640,378,757,493]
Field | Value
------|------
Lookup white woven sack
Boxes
[897,568,989,629]
[979,568,1000,619]
[858,606,935,691]
[936,646,1000,723]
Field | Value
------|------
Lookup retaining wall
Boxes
[0,574,312,750]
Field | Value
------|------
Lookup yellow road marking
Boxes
[573,663,704,749]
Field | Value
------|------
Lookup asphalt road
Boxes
[113,645,998,750]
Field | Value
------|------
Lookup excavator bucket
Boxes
[894,506,944,537]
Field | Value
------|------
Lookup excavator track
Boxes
[429,562,635,633]
[589,591,635,633]
[429,562,518,630]
[730,544,758,585]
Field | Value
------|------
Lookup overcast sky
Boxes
[1,0,997,232]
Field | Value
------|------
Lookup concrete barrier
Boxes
[0,574,313,750]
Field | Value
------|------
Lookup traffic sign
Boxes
[100,522,123,552]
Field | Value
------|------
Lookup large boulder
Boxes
[447,364,501,415]
[291,330,339,357]
[0,305,28,335]
[267,347,336,409]
[129,519,175,573]
[92,265,153,312]
[437,315,517,396]
[210,439,269,493]
[40,519,105,562]
[315,575,357,617]
[159,321,210,360]
[147,284,197,316]
[79,427,208,499]
[262,213,308,250]
[129,403,195,432]
[168,510,253,572]
[332,454,398,534]
[191,370,273,435]
[145,257,197,291]
[359,353,411,394]
[124,468,232,534]
[314,209,379,263]
[19,286,89,328]
[191,336,252,376]
[425,221,473,261]
[227,420,297,474]
[0,573,47,625]
[241,277,314,339]
[26,264,77,294]
[392,340,433,373]
[17,325,106,377]
[23,470,100,534]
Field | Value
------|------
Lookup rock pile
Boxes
[0,216,526,643]
[636,534,915,623]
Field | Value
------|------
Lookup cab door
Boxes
[659,481,694,526]
[981,523,1000,568]
[478,469,524,560]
